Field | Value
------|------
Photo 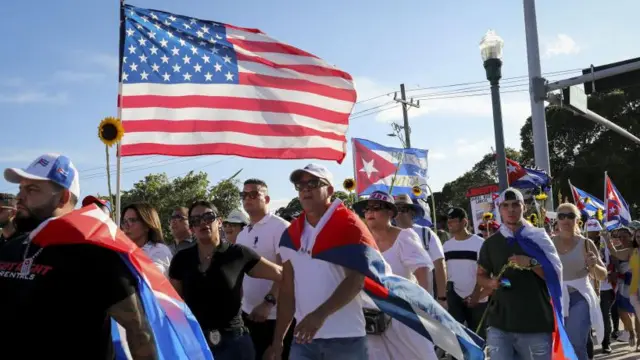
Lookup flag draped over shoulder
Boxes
[280,200,485,360]
[30,206,213,360]
[119,5,356,163]
[505,226,577,360]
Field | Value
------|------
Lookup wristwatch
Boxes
[264,294,277,306]
[437,296,447,301]
[529,258,539,267]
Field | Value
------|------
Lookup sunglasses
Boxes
[397,206,413,213]
[294,179,327,191]
[557,212,577,220]
[189,212,217,227]
[240,191,261,200]
[364,204,391,213]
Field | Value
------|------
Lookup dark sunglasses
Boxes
[557,212,577,220]
[189,212,217,227]
[294,179,327,191]
[397,206,413,213]
[364,204,390,213]
[240,191,261,200]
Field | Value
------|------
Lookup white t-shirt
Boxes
[442,234,487,302]
[383,229,433,282]
[236,213,289,319]
[280,220,366,340]
[411,224,444,294]
[142,242,173,276]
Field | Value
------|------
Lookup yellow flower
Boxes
[596,208,604,221]
[528,213,539,226]
[534,192,548,201]
[98,117,125,147]
[342,178,356,192]
[412,186,422,197]
[482,212,493,221]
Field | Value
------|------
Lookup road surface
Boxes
[594,342,640,359]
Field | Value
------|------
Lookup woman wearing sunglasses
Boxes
[168,200,282,360]
[121,202,174,276]
[606,225,640,349]
[352,191,437,360]
[552,203,606,360]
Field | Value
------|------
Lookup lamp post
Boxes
[480,30,509,191]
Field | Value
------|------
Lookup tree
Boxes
[439,148,522,211]
[520,89,640,216]
[120,171,241,242]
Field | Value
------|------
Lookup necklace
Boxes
[21,239,43,276]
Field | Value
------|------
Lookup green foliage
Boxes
[120,171,240,242]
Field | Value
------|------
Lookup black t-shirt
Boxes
[0,230,26,248]
[0,240,137,359]
[169,241,260,331]
[477,231,555,333]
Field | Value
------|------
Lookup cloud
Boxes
[453,138,493,157]
[544,34,581,58]
[429,151,447,161]
[84,53,120,73]
[0,91,68,104]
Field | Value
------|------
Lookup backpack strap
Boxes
[421,227,430,251]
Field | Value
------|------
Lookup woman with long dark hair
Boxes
[169,200,282,360]
[121,202,173,275]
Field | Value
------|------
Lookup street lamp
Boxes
[480,30,509,191]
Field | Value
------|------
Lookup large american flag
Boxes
[119,5,356,163]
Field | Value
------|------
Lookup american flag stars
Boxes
[121,7,238,85]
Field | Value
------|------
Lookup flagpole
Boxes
[603,171,608,224]
[115,0,126,226]
[567,179,576,204]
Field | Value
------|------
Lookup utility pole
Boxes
[523,0,553,210]
[393,83,420,148]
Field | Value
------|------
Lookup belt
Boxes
[207,327,247,346]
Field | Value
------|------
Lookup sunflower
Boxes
[412,185,422,197]
[596,208,604,221]
[528,213,539,226]
[482,212,493,221]
[342,178,356,192]
[534,192,548,201]
[98,117,125,147]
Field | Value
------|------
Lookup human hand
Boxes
[508,254,532,268]
[262,343,283,360]
[437,299,448,310]
[294,310,326,344]
[249,301,273,323]
[586,252,598,268]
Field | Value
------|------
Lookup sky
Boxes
[1,0,638,211]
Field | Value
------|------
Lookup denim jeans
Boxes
[210,333,255,360]
[486,327,552,360]
[564,291,592,360]
[289,336,368,360]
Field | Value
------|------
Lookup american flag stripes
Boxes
[119,5,356,163]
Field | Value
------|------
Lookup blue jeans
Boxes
[211,333,255,360]
[564,291,592,360]
[289,336,368,360]
[486,327,552,360]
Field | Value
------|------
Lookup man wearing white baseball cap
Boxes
[0,153,158,359]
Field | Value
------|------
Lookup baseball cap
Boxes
[498,187,524,204]
[82,195,112,212]
[224,209,249,225]
[585,219,603,232]
[289,163,334,186]
[0,193,16,208]
[447,207,468,220]
[4,153,80,199]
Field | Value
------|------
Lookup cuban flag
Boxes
[506,158,551,190]
[604,172,631,230]
[280,200,485,360]
[30,205,213,360]
[352,138,428,198]
[503,225,577,360]
[568,180,605,218]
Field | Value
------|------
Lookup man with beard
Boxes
[0,193,24,247]
[0,154,158,359]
